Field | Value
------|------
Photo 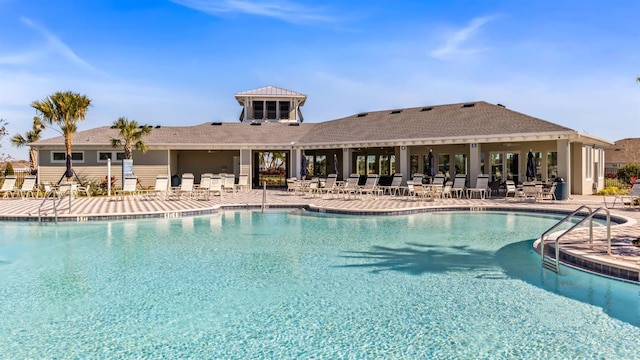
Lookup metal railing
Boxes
[540,206,611,273]
[37,187,74,223]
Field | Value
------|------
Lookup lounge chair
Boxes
[221,174,235,193]
[338,174,361,199]
[407,181,431,201]
[235,174,249,193]
[208,175,224,198]
[466,175,490,199]
[620,179,640,209]
[357,174,381,200]
[174,173,195,199]
[451,174,467,198]
[115,176,140,200]
[432,174,446,186]
[13,175,38,199]
[412,173,424,185]
[194,173,212,200]
[0,176,17,199]
[379,173,403,196]
[142,175,169,200]
[319,174,339,198]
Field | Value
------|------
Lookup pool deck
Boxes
[1,190,639,283]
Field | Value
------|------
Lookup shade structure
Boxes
[300,154,308,179]
[427,151,435,177]
[526,151,536,180]
[333,154,339,176]
[64,154,74,178]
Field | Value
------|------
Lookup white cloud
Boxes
[430,16,496,61]
[170,0,335,24]
[19,17,110,77]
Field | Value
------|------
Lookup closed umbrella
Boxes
[301,154,308,179]
[526,150,536,181]
[427,150,435,178]
[64,154,74,178]
[333,154,339,176]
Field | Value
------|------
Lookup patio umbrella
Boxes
[301,154,308,179]
[526,150,536,180]
[333,154,339,176]
[427,149,435,178]
[64,154,74,178]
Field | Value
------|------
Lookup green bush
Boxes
[617,164,640,184]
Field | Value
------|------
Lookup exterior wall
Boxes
[37,149,169,187]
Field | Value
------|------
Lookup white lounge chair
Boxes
[0,176,17,199]
[143,175,169,200]
[540,182,557,200]
[209,175,224,198]
[319,174,339,198]
[379,173,403,196]
[467,175,490,199]
[173,173,195,199]
[14,175,38,199]
[357,174,381,200]
[505,180,517,198]
[620,179,640,209]
[115,176,139,200]
[235,174,249,193]
[451,174,467,198]
[338,174,361,199]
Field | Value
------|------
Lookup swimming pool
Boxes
[1,211,639,358]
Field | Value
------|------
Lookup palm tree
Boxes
[11,116,44,174]
[110,117,152,160]
[31,91,92,179]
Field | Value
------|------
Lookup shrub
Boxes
[3,162,14,176]
[617,164,640,184]
[597,186,629,196]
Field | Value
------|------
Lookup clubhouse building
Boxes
[32,86,612,195]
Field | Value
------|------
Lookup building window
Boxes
[367,155,376,174]
[266,101,277,120]
[454,154,467,175]
[279,102,290,119]
[438,154,450,176]
[356,155,367,175]
[98,151,126,163]
[51,151,84,163]
[490,153,503,182]
[547,151,558,181]
[506,152,519,184]
[585,146,593,180]
[253,101,264,119]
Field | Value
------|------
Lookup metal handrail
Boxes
[37,192,59,223]
[540,206,611,273]
[540,205,592,258]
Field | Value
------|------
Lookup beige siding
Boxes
[38,165,169,188]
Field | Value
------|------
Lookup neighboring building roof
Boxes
[605,138,640,165]
[31,101,612,150]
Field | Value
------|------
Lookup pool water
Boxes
[1,211,639,358]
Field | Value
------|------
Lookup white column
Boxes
[400,146,409,185]
[469,143,480,183]
[342,148,350,178]
[557,139,571,195]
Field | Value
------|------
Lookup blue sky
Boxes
[1,0,638,160]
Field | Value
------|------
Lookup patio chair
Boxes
[379,173,403,195]
[440,181,453,198]
[115,175,140,200]
[505,180,517,198]
[519,182,540,202]
[235,174,249,193]
[338,174,361,199]
[412,173,424,185]
[540,182,557,200]
[432,174,446,186]
[174,173,195,199]
[142,175,169,200]
[194,173,212,200]
[0,176,17,199]
[221,174,235,193]
[619,179,640,209]
[14,175,38,199]
[208,175,224,198]
[357,174,381,200]
[451,174,467,198]
[319,174,339,198]
[466,174,490,199]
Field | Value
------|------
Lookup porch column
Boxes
[469,143,480,183]
[342,148,350,178]
[399,145,409,185]
[557,139,571,195]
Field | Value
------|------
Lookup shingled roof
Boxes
[32,101,606,149]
